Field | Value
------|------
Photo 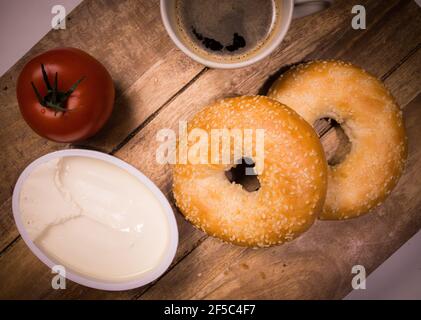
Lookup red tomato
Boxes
[17,47,115,142]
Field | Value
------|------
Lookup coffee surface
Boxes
[175,0,279,62]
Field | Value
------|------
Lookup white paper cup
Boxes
[12,149,179,291]
[161,0,333,69]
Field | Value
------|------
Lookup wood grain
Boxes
[139,72,421,300]
[0,0,203,251]
[130,0,420,299]
[0,0,419,299]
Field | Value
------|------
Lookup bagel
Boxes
[268,60,407,220]
[172,96,328,247]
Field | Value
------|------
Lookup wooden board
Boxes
[0,0,420,299]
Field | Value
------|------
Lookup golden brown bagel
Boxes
[268,60,407,220]
[172,96,328,247]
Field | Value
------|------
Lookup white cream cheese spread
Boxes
[19,156,170,283]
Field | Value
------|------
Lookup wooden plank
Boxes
[0,199,16,254]
[135,2,421,298]
[139,94,421,300]
[307,0,421,77]
[0,0,204,251]
[0,0,360,253]
[114,0,418,290]
[0,0,409,253]
[0,0,374,299]
[0,48,202,252]
[0,0,419,299]
[296,0,421,143]
[0,0,203,207]
[0,239,136,300]
[385,46,421,107]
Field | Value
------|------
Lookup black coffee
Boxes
[175,0,280,62]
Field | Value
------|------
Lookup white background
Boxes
[0,0,81,76]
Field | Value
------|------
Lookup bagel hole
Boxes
[315,118,352,166]
[225,157,260,192]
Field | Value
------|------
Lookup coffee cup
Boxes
[161,0,333,69]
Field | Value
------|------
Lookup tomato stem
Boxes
[41,64,52,91]
[52,72,58,104]
[31,64,85,113]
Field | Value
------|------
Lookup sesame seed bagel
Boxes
[268,60,407,220]
[172,96,328,247]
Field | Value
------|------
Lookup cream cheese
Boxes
[19,156,170,283]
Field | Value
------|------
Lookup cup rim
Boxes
[160,0,294,69]
[12,149,179,291]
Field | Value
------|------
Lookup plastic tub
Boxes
[12,149,178,291]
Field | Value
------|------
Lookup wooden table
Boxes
[0,0,420,299]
